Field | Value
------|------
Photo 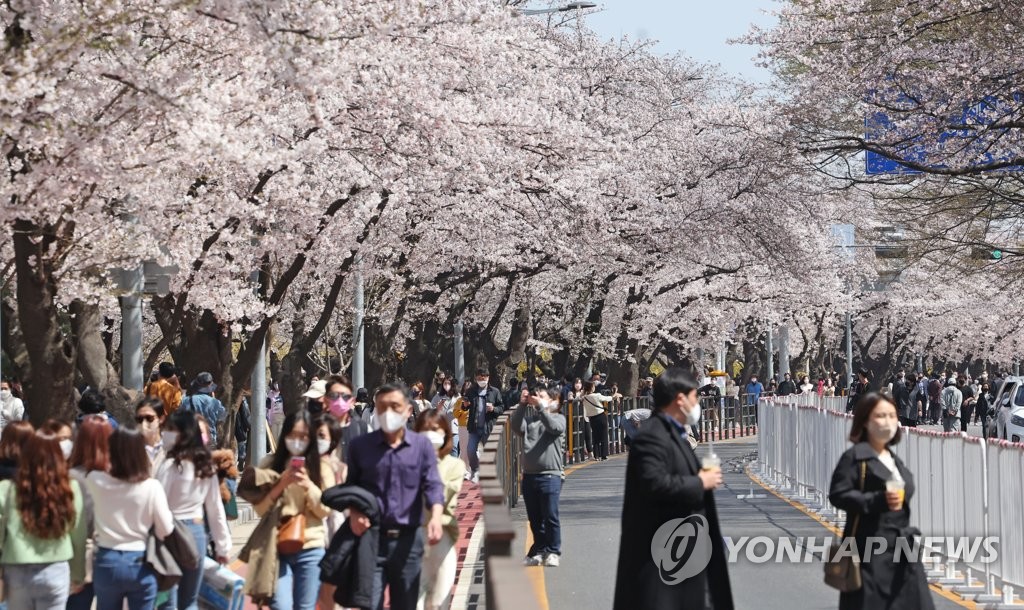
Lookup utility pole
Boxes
[352,255,365,389]
[120,264,144,391]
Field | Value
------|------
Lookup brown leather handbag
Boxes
[277,512,307,555]
[824,461,866,592]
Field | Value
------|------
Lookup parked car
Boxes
[993,376,1024,442]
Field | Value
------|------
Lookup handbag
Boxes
[277,512,307,555]
[824,461,866,592]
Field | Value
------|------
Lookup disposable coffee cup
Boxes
[701,454,721,472]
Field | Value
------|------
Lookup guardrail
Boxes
[757,399,1024,606]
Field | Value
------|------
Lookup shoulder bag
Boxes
[277,512,307,555]
[824,460,866,592]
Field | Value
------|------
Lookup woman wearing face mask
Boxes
[42,419,74,460]
[512,384,566,567]
[828,393,932,610]
[452,381,474,477]
[243,409,335,610]
[413,409,465,609]
[156,410,231,610]
[410,382,431,422]
[313,413,347,610]
[134,398,167,473]
[67,416,113,610]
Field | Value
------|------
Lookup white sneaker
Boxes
[524,555,543,566]
[463,471,471,481]
[471,471,480,484]
[544,554,560,567]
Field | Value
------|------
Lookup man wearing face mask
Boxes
[511,383,566,567]
[345,382,445,610]
[614,367,733,610]
[465,368,504,484]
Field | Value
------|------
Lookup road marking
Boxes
[745,465,976,609]
[523,526,550,609]
[520,453,618,607]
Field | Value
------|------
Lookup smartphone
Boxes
[291,456,306,470]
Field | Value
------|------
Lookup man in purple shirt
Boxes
[347,382,444,610]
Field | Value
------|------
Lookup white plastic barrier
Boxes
[758,400,1024,604]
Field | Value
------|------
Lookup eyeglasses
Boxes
[135,415,157,424]
[326,392,353,402]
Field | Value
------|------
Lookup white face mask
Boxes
[378,409,407,434]
[685,397,702,426]
[317,438,332,456]
[0,389,11,400]
[476,379,488,389]
[59,439,73,460]
[867,420,898,444]
[161,431,179,449]
[286,438,309,456]
[425,430,445,449]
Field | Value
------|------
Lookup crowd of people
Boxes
[0,362,588,610]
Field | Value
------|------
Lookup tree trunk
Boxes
[12,219,77,424]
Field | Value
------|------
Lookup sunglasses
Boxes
[135,414,157,424]
[326,392,353,402]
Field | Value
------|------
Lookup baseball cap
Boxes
[303,379,327,399]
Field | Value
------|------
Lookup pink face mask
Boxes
[328,397,354,418]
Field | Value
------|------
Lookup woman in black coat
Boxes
[829,392,934,610]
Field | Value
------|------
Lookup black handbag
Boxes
[824,461,866,592]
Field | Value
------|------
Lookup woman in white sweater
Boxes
[157,409,231,610]
[86,427,174,610]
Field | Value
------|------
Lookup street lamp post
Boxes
[352,254,365,390]
[454,320,465,385]
[249,269,267,466]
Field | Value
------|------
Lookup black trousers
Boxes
[590,412,609,460]
[372,527,424,610]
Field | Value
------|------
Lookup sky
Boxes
[577,0,777,83]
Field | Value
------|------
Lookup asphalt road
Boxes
[514,438,966,610]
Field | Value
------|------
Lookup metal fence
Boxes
[757,400,1024,605]
[562,394,759,466]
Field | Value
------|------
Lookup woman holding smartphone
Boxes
[249,409,336,610]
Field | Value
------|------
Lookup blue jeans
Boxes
[371,528,424,610]
[450,430,460,458]
[159,521,207,610]
[270,547,325,610]
[3,561,70,610]
[468,431,485,472]
[522,473,562,557]
[620,416,640,442]
[93,548,157,610]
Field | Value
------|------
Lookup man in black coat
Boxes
[465,368,505,483]
[613,367,734,610]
